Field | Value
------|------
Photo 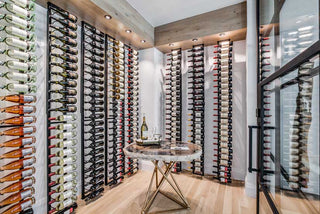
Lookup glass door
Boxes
[257,0,320,213]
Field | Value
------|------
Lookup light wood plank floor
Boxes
[77,170,256,214]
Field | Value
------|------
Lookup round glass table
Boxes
[124,141,202,214]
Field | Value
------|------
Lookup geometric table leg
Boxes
[141,161,190,214]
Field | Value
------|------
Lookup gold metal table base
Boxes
[142,161,190,214]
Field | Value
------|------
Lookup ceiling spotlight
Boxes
[141,40,146,43]
[219,33,226,37]
[169,43,174,47]
[104,15,112,20]
[125,29,132,33]
[192,38,198,42]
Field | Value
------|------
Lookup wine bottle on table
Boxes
[140,114,148,140]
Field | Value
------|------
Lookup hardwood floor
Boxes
[77,170,256,214]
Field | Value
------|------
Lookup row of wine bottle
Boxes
[187,44,205,176]
[47,4,79,214]
[0,1,37,214]
[212,41,233,183]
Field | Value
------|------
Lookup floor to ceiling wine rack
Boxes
[0,0,37,213]
[212,40,233,183]
[46,3,79,213]
[187,44,205,176]
[80,21,105,202]
[165,48,182,173]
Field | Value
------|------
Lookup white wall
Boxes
[138,48,165,170]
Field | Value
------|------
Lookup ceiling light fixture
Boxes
[192,38,198,42]
[105,15,112,20]
[169,43,174,47]
[219,33,226,37]
[125,29,132,33]
[141,40,146,43]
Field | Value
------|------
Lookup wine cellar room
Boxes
[0,0,318,214]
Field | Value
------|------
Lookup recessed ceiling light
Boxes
[105,15,112,20]
[169,43,174,47]
[141,40,146,43]
[219,33,226,37]
[125,29,132,33]
[192,38,198,42]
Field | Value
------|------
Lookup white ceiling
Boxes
[126,0,246,27]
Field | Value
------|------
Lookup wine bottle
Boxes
[49,139,77,149]
[49,115,76,122]
[0,167,35,182]
[0,116,36,125]
[49,164,76,177]
[0,136,35,148]
[0,177,34,195]
[50,25,77,39]
[140,114,148,140]
[1,49,36,61]
[0,37,35,51]
[0,26,35,41]
[0,71,36,83]
[49,97,77,105]
[2,198,35,214]
[0,105,36,114]
[0,157,36,170]
[49,89,77,96]
[0,2,35,21]
[51,44,78,55]
[50,62,78,71]
[50,80,77,87]
[0,188,34,208]
[0,14,35,31]
[0,146,35,159]
[51,53,78,63]
[0,83,37,93]
[10,0,35,10]
[53,172,77,185]
[85,62,104,71]
[51,71,78,79]
[48,131,77,140]
[0,126,36,136]
[50,34,77,47]
[49,156,76,168]
[0,94,36,104]
[48,106,77,113]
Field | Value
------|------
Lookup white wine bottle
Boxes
[140,114,148,140]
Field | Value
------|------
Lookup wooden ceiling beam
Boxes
[155,2,247,49]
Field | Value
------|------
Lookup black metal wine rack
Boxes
[165,48,182,172]
[0,0,37,213]
[187,44,205,176]
[80,21,105,202]
[125,47,139,176]
[212,40,233,183]
[106,36,126,186]
[46,3,78,214]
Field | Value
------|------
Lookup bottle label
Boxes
[62,157,73,165]
[23,116,34,123]
[23,127,34,134]
[22,169,33,178]
[63,199,73,209]
[23,95,35,103]
[142,131,148,138]
[23,106,35,113]
[11,15,28,28]
[22,179,33,188]
[63,140,73,147]
[21,138,33,146]
[63,165,73,173]
[23,158,34,167]
[20,189,32,199]
[20,199,32,210]
[22,147,33,156]
[63,174,73,182]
